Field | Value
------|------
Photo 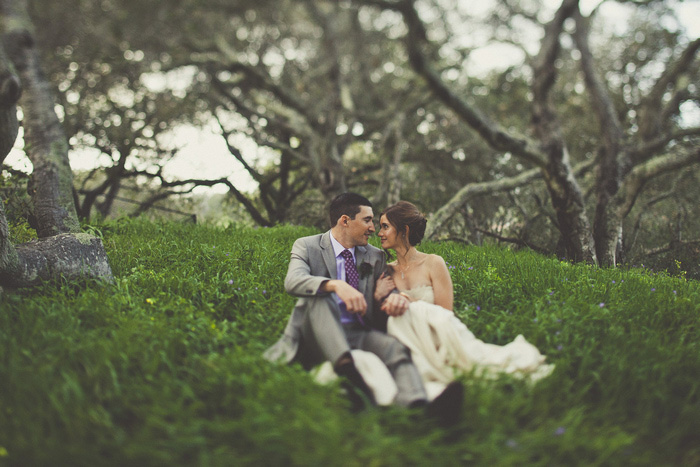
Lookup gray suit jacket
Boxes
[263,230,388,364]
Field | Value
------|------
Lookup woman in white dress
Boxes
[376,201,554,400]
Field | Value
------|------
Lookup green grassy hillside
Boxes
[1,218,698,465]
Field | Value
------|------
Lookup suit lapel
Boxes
[355,245,369,294]
[320,231,338,279]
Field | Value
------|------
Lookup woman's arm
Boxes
[429,254,454,311]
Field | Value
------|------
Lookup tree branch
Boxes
[383,0,546,167]
[618,145,700,218]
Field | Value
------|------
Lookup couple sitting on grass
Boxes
[264,193,553,425]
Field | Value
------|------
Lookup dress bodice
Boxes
[402,285,435,304]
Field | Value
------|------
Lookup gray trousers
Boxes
[298,295,427,407]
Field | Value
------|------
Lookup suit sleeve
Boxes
[284,237,331,297]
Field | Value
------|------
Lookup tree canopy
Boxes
[1,0,698,282]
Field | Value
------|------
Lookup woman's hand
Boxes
[381,292,410,317]
[374,272,395,302]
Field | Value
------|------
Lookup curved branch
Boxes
[395,0,546,167]
[618,146,700,218]
[630,127,700,160]
[572,6,624,152]
[425,156,596,240]
[425,167,543,240]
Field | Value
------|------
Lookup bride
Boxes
[375,201,554,400]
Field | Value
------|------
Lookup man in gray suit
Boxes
[265,193,462,416]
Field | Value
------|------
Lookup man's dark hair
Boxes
[329,192,372,227]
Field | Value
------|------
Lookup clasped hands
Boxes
[330,272,409,317]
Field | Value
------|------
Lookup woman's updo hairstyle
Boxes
[381,201,427,246]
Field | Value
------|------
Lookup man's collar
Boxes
[329,232,355,258]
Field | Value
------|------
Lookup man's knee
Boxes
[380,336,413,367]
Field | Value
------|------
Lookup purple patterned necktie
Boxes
[340,249,359,289]
[340,249,364,325]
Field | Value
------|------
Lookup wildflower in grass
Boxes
[476,306,481,311]
[549,291,554,295]
[599,302,605,308]
[506,439,518,449]
[533,318,538,323]
[557,345,563,351]
[228,279,234,285]
[146,298,155,305]
[651,288,655,292]
[468,266,473,270]
[556,318,562,323]
[554,427,566,436]
[673,290,677,295]
[612,280,616,284]
[263,290,267,295]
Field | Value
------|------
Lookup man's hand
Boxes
[322,279,367,315]
[380,292,410,317]
[373,272,395,302]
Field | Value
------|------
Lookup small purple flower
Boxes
[599,302,605,308]
[651,288,655,292]
[476,306,481,311]
[468,266,473,270]
[228,279,234,285]
[612,280,616,284]
[549,291,554,295]
[225,253,230,256]
[554,426,566,436]
[557,345,563,351]
[533,318,538,323]
[263,290,267,294]
[673,290,677,295]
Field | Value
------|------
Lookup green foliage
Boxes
[1,171,36,243]
[2,220,700,465]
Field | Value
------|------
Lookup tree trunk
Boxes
[2,0,79,237]
[0,0,113,287]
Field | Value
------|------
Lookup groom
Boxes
[265,193,462,416]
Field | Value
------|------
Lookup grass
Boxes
[1,218,699,465]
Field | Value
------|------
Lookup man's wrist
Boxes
[376,289,396,303]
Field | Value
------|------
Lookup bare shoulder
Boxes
[426,253,448,268]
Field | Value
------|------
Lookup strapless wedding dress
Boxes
[313,286,554,405]
[389,285,554,400]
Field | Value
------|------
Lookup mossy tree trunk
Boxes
[0,0,112,287]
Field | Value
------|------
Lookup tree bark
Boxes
[0,0,113,287]
[2,0,79,237]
